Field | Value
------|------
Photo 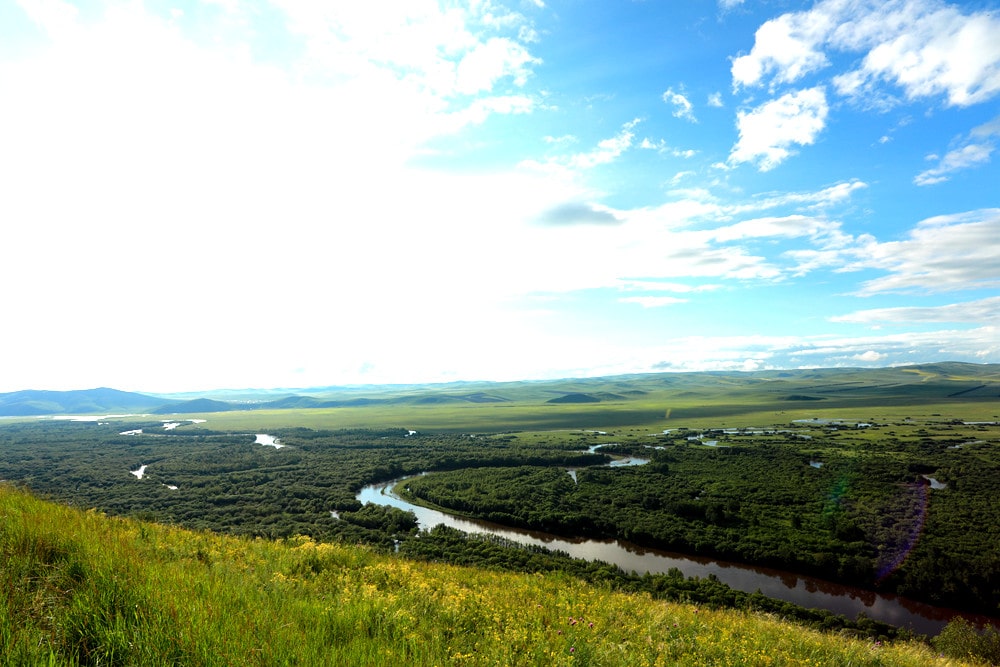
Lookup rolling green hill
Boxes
[5,362,999,421]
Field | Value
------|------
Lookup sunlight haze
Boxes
[1,0,998,393]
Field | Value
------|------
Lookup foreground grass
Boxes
[0,487,974,666]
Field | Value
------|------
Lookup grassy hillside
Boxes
[0,485,974,666]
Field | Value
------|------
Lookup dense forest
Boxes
[0,421,602,545]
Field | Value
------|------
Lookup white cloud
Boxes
[663,86,696,122]
[729,87,828,170]
[0,0,561,390]
[853,350,886,362]
[711,215,839,243]
[707,92,724,108]
[845,209,1000,295]
[263,0,541,104]
[836,4,1000,107]
[915,144,994,185]
[729,179,867,215]
[735,0,1000,108]
[731,7,831,89]
[832,296,1000,324]
[532,119,640,170]
[581,119,639,166]
[914,115,1000,185]
[455,37,539,94]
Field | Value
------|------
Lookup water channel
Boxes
[355,450,991,636]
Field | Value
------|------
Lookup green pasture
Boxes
[164,396,999,434]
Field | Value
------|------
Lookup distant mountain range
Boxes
[0,388,171,417]
[2,361,998,417]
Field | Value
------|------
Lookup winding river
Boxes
[356,452,992,635]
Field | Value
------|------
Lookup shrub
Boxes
[934,617,1000,665]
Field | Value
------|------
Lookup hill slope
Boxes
[0,387,172,416]
[0,486,970,666]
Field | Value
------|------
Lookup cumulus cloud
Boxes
[729,87,828,170]
[834,3,1000,107]
[731,7,830,89]
[663,87,697,122]
[707,92,724,108]
[733,0,1000,108]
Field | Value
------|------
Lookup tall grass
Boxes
[0,486,975,665]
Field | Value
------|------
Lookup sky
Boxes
[1,0,999,393]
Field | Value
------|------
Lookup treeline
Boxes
[0,421,605,543]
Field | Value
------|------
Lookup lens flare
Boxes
[875,481,929,583]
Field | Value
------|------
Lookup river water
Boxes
[357,469,991,635]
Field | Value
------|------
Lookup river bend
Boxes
[357,468,989,635]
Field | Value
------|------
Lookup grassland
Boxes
[0,486,974,666]
[161,362,1000,433]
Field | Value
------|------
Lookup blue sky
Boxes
[1,0,998,393]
